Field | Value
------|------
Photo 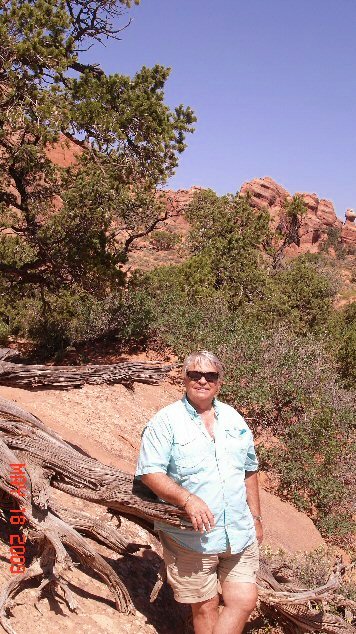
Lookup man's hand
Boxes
[140,473,214,532]
[184,494,215,533]
[142,473,215,533]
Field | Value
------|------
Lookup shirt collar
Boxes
[182,393,220,419]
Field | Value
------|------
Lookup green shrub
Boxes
[146,264,355,545]
[8,285,152,357]
[262,415,354,545]
[0,320,9,345]
[321,226,346,258]
[185,189,271,308]
[331,302,356,389]
[252,333,355,544]
[273,254,339,332]
[149,230,180,251]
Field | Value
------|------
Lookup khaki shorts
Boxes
[159,532,259,604]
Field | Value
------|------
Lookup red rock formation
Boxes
[240,176,290,225]
[155,187,205,237]
[342,208,356,245]
[161,186,204,209]
[240,176,356,252]
[45,136,83,167]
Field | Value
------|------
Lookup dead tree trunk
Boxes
[0,397,354,634]
[0,359,173,389]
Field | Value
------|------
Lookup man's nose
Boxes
[198,376,207,384]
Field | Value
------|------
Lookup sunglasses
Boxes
[186,370,220,382]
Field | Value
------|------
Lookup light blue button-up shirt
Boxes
[135,395,258,554]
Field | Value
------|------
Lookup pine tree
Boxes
[0,1,195,295]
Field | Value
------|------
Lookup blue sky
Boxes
[83,0,356,220]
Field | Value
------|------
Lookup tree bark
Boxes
[0,359,173,389]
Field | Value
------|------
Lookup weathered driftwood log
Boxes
[0,397,354,634]
[257,562,355,633]
[0,359,173,389]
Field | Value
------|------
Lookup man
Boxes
[135,350,262,634]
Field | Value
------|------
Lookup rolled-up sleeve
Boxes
[135,413,173,477]
[244,431,259,472]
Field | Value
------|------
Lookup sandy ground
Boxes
[0,378,326,634]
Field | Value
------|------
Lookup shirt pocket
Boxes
[176,454,207,477]
[225,427,249,470]
[172,433,208,477]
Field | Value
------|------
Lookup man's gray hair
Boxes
[182,350,224,379]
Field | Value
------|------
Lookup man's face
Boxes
[184,361,222,407]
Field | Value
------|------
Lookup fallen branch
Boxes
[257,561,355,633]
[0,360,173,389]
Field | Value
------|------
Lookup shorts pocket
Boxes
[159,532,177,567]
[243,540,260,571]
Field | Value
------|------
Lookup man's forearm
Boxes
[244,470,261,517]
[141,472,215,533]
[245,471,261,517]
[245,470,263,543]
[141,472,189,507]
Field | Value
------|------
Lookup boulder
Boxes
[342,221,356,244]
[260,489,325,553]
[345,208,356,223]
[343,208,356,244]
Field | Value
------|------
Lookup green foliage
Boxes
[226,328,355,543]
[273,255,339,332]
[0,0,196,355]
[265,194,308,269]
[321,226,346,258]
[331,302,356,389]
[0,321,9,345]
[261,406,354,542]
[69,66,195,181]
[10,285,151,356]
[185,189,271,307]
[149,230,180,251]
[148,192,338,336]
